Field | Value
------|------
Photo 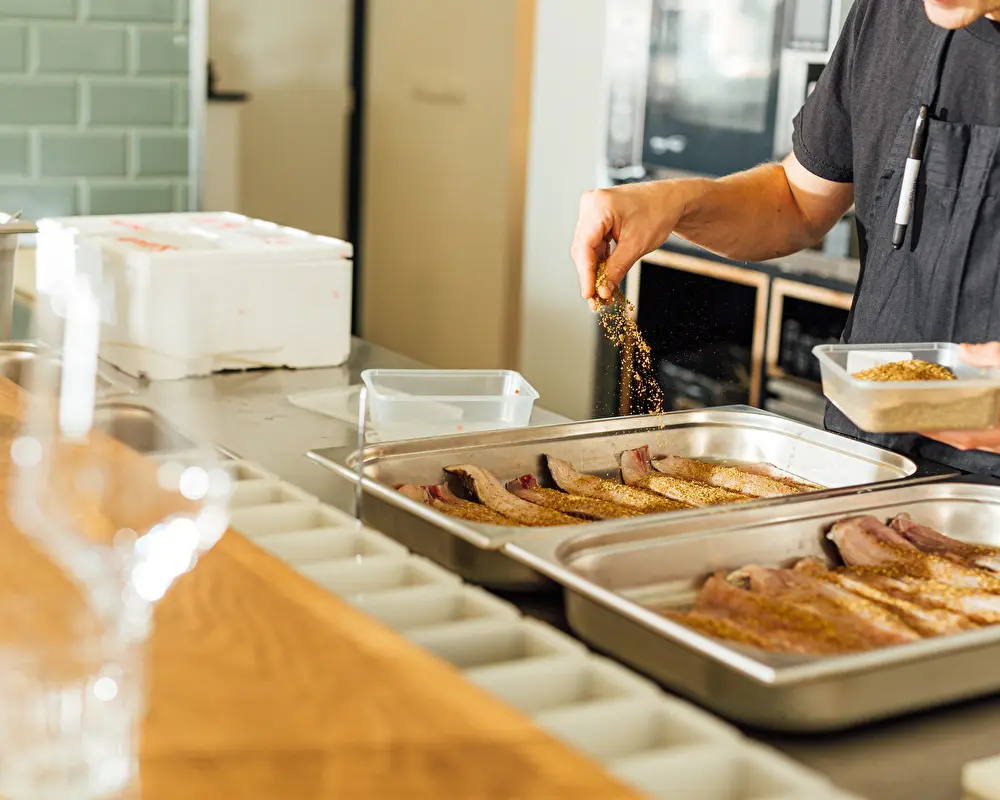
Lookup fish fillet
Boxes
[733,564,920,645]
[793,558,977,637]
[504,474,638,521]
[737,462,821,491]
[889,514,1000,573]
[426,484,522,527]
[847,571,1000,626]
[828,516,1000,591]
[444,465,582,527]
[621,446,752,507]
[694,573,877,654]
[397,484,430,502]
[664,610,813,654]
[545,455,688,514]
[652,455,806,498]
[396,483,521,526]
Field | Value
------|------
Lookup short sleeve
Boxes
[792,0,866,183]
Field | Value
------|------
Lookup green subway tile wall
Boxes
[0,132,28,177]
[0,24,28,72]
[0,0,189,220]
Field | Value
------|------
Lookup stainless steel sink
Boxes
[93,403,196,455]
[0,343,125,395]
[0,344,230,458]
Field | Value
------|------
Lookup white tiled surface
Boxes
[223,458,858,800]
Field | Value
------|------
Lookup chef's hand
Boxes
[571,182,689,311]
[925,343,1000,453]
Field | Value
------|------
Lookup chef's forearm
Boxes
[670,163,832,262]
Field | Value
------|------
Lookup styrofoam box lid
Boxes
[37,212,353,261]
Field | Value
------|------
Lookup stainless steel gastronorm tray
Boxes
[308,406,935,590]
[505,476,1000,732]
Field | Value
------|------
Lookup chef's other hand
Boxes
[571,182,687,311]
[925,343,1000,453]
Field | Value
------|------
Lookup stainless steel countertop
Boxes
[123,340,991,800]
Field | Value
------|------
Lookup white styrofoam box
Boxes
[229,502,357,539]
[36,212,353,380]
[408,618,585,672]
[229,480,315,509]
[964,754,1000,800]
[466,656,658,717]
[344,583,520,632]
[302,555,460,597]
[536,697,740,763]
[254,525,406,564]
[610,743,833,800]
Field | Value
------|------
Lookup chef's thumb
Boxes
[960,342,1000,368]
[598,240,642,300]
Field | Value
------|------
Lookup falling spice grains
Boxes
[595,262,665,416]
[852,359,956,382]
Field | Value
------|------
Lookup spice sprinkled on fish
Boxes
[652,454,808,498]
[546,454,689,514]
[444,465,582,527]
[505,474,639,520]
[621,446,752,507]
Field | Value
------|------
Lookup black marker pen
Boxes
[892,105,930,250]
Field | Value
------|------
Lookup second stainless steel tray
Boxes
[505,477,1000,732]
[308,406,931,589]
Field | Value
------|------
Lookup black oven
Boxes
[605,0,854,181]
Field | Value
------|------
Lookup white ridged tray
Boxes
[221,458,863,800]
[965,754,1000,800]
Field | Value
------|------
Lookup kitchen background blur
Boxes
[1,0,857,427]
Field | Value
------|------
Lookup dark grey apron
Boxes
[825,26,1000,476]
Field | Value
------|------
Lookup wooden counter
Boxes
[0,378,642,800]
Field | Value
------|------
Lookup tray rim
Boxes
[503,474,1000,687]
[307,406,931,552]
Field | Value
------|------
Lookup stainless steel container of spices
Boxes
[504,476,1000,732]
[308,406,943,590]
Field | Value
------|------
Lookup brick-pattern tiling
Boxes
[0,0,190,220]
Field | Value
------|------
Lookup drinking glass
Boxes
[2,264,231,799]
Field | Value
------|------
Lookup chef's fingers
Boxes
[571,196,613,300]
[925,430,1000,453]
[960,342,1000,368]
[599,236,644,299]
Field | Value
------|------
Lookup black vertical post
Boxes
[347,0,367,336]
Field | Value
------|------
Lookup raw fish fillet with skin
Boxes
[737,462,821,491]
[848,571,1000,626]
[828,516,1000,591]
[504,474,638,520]
[793,558,976,636]
[621,447,752,507]
[889,514,1000,573]
[730,564,920,645]
[651,455,805,498]
[444,465,582,527]
[694,573,877,654]
[545,454,689,514]
[663,609,812,654]
[396,483,521,526]
[397,484,431,502]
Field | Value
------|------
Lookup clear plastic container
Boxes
[813,342,1000,433]
[361,369,538,440]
